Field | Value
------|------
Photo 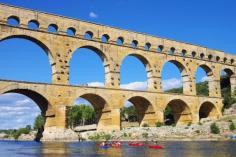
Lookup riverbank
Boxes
[1,115,236,142]
[81,117,236,141]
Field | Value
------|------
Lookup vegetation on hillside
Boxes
[0,125,31,139]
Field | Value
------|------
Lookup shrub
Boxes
[88,134,101,141]
[142,132,148,139]
[104,134,111,141]
[187,122,192,126]
[123,133,127,137]
[155,122,163,127]
[195,130,200,134]
[210,123,220,134]
[142,123,149,127]
[12,127,31,140]
[229,122,235,131]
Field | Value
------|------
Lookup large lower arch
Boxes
[0,35,54,82]
[0,88,54,141]
[164,99,192,125]
[120,53,152,91]
[69,45,107,86]
[161,60,191,94]
[123,96,156,127]
[199,102,219,121]
[74,93,111,130]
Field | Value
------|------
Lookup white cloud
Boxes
[121,81,147,91]
[201,76,208,82]
[87,82,104,87]
[0,93,40,129]
[89,12,98,18]
[162,78,182,91]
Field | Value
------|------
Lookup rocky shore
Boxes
[1,115,236,142]
[81,117,236,141]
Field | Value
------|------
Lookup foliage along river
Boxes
[0,140,235,157]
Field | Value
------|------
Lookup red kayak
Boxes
[111,142,121,148]
[128,142,145,147]
[148,145,163,149]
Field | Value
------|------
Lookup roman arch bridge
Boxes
[0,4,235,133]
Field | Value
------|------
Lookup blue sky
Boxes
[0,0,235,129]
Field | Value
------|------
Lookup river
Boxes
[0,140,235,157]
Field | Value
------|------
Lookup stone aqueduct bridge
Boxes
[0,4,236,132]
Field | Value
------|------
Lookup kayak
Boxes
[111,144,121,148]
[148,145,163,149]
[100,145,110,149]
[128,143,145,147]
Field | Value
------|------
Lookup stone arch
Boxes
[164,99,192,125]
[0,35,54,64]
[220,67,235,95]
[194,64,214,96]
[0,88,53,115]
[68,45,108,85]
[74,93,110,130]
[28,20,40,30]
[161,60,191,94]
[7,15,20,26]
[0,88,54,141]
[69,45,108,63]
[0,34,56,78]
[120,53,152,90]
[123,95,156,126]
[199,101,219,121]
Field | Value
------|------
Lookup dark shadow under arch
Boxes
[164,99,192,125]
[199,101,218,120]
[123,96,155,127]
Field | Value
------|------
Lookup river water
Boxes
[0,140,235,157]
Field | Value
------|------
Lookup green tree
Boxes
[229,122,235,131]
[210,123,220,134]
[121,106,138,122]
[34,115,45,130]
[12,126,31,140]
[68,104,96,128]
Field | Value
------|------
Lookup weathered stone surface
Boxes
[0,3,235,138]
[42,127,79,141]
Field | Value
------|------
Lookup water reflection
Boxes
[0,141,235,157]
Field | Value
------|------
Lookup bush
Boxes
[210,123,220,134]
[155,122,163,127]
[13,127,31,140]
[142,123,149,127]
[104,134,111,141]
[195,130,200,134]
[142,132,148,139]
[187,122,192,126]
[229,122,235,131]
